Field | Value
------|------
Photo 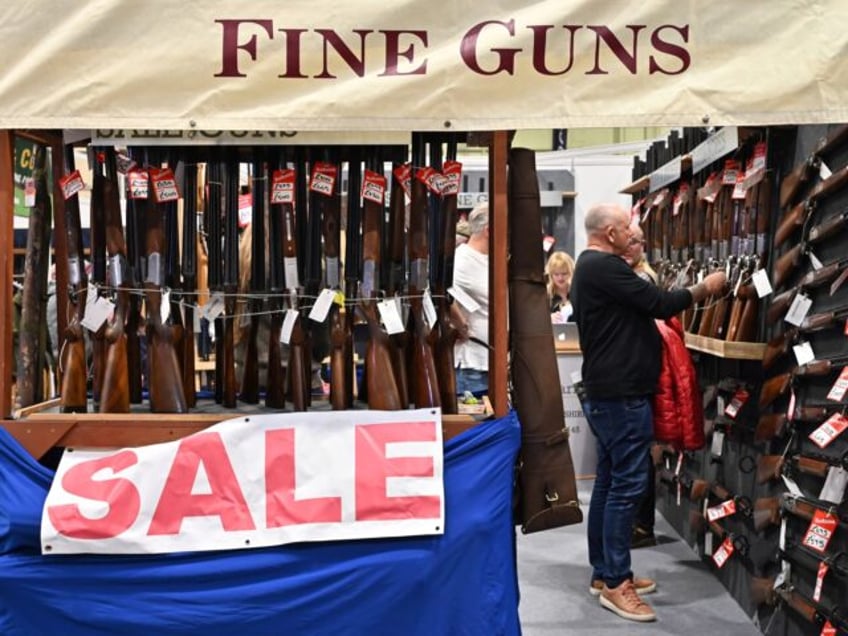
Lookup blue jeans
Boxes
[455,368,488,397]
[583,396,653,589]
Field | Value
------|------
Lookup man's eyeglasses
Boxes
[628,237,646,247]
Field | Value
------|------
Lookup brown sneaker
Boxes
[599,580,657,622]
[590,576,656,597]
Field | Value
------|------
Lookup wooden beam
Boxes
[488,131,509,418]
[0,131,15,418]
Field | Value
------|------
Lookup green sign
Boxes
[13,138,41,217]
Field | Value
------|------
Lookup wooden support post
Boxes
[488,131,509,418]
[0,131,14,418]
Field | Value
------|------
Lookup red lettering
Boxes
[379,30,428,76]
[148,432,255,535]
[277,28,309,79]
[586,25,646,75]
[650,25,690,75]
[214,19,274,78]
[355,422,440,521]
[315,29,373,79]
[529,25,581,76]
[265,429,342,527]
[460,20,520,76]
[47,450,140,540]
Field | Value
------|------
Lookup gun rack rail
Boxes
[684,333,766,360]
[2,405,479,461]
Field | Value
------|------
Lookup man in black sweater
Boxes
[571,203,726,623]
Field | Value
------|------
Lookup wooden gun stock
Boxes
[775,587,820,625]
[758,372,792,409]
[753,497,781,531]
[762,328,798,370]
[774,201,808,250]
[754,413,787,442]
[756,454,785,484]
[772,243,803,290]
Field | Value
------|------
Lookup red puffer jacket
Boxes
[652,317,705,450]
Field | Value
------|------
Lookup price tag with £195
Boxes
[802,508,838,554]
[712,537,735,569]
[808,412,848,449]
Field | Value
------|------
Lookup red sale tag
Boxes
[58,170,85,200]
[802,509,837,554]
[707,499,737,522]
[724,389,749,419]
[361,170,387,205]
[309,161,337,197]
[731,172,747,200]
[150,167,179,203]
[271,169,295,205]
[127,169,149,200]
[826,367,848,402]
[393,163,412,199]
[808,413,848,449]
[821,620,836,636]
[415,166,444,194]
[813,560,829,602]
[441,161,462,196]
[712,536,735,568]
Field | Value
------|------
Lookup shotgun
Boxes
[386,162,410,408]
[753,172,772,259]
[780,123,848,208]
[774,586,822,628]
[59,144,89,413]
[703,516,750,557]
[265,155,289,410]
[783,535,848,578]
[508,146,582,532]
[774,165,848,249]
[781,492,847,525]
[299,147,321,409]
[658,467,708,501]
[433,142,461,413]
[706,482,753,519]
[785,449,848,480]
[772,242,805,291]
[88,148,108,408]
[406,136,441,408]
[124,153,145,404]
[204,156,224,404]
[756,454,785,484]
[758,372,792,409]
[359,163,402,410]
[97,148,130,413]
[771,233,848,309]
[143,167,188,413]
[762,328,799,370]
[163,156,186,404]
[221,153,240,408]
[755,413,787,442]
[180,160,198,408]
[344,151,363,407]
[239,152,266,405]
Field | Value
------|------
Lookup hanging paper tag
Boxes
[752,269,772,298]
[392,163,412,199]
[712,536,735,568]
[808,412,848,449]
[448,285,480,313]
[675,451,684,476]
[271,169,296,204]
[821,620,836,636]
[58,170,85,200]
[201,292,226,322]
[161,290,172,324]
[150,167,179,202]
[724,389,749,419]
[238,192,252,228]
[362,170,387,204]
[802,508,837,553]
[284,257,300,291]
[731,172,747,200]
[115,152,136,175]
[813,561,829,602]
[704,526,713,556]
[784,293,812,327]
[441,161,462,196]
[826,366,848,401]
[416,166,444,195]
[309,288,336,322]
[819,466,848,504]
[792,341,816,366]
[378,299,406,335]
[423,289,438,331]
[281,309,298,345]
[787,388,796,421]
[820,161,833,180]
[716,394,726,416]
[778,519,788,553]
[309,161,337,197]
[808,250,823,271]
[782,473,804,497]
[81,293,113,332]
[711,430,725,458]
[707,499,737,522]
[127,169,150,200]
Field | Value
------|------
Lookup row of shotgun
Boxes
[54,134,469,414]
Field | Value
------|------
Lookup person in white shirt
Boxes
[451,204,489,396]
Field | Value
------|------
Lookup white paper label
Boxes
[161,290,171,324]
[81,294,113,332]
[281,309,298,345]
[309,288,337,323]
[752,269,773,298]
[448,285,480,313]
[284,257,300,291]
[809,250,823,271]
[711,430,725,457]
[792,341,816,366]
[423,289,437,331]
[378,299,406,335]
[784,293,812,327]
[819,466,848,505]
[202,292,225,322]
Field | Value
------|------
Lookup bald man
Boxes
[571,203,725,623]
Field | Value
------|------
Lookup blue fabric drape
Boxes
[0,413,521,636]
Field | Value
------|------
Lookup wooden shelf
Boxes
[684,333,766,360]
[620,154,693,195]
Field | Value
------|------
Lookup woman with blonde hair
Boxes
[546,250,575,322]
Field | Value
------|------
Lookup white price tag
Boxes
[792,341,816,366]
[81,294,114,332]
[809,250,823,271]
[752,269,773,298]
[711,430,725,457]
[784,293,812,327]
[570,370,582,385]
[161,290,171,324]
[781,474,804,497]
[704,528,713,556]
[819,160,833,180]
[378,299,406,335]
[423,290,437,331]
[284,257,300,291]
[308,288,336,323]
[448,285,480,313]
[281,309,298,345]
[819,466,848,504]
[202,292,225,322]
